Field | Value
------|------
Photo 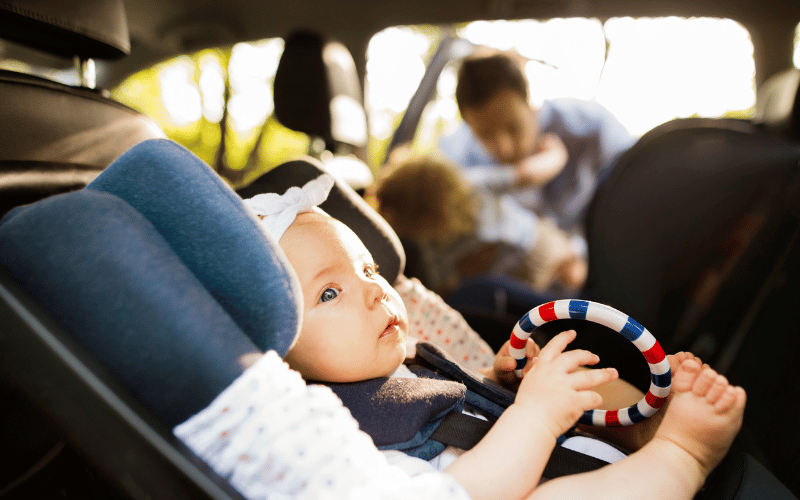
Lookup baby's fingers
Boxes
[496,355,518,372]
[572,367,618,390]
[556,348,602,371]
[538,330,577,360]
[574,390,605,413]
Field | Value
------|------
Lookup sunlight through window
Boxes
[366,27,432,140]
[228,39,284,132]
[599,17,754,135]
[158,57,202,126]
[366,17,756,145]
[794,23,800,69]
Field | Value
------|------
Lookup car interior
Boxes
[2,0,800,498]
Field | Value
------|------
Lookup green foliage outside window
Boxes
[112,43,310,189]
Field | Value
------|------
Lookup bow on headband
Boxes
[244,174,335,242]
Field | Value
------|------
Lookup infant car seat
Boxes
[1,139,795,499]
[0,0,163,494]
[0,139,300,498]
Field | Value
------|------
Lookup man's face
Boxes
[462,88,540,165]
[280,212,408,383]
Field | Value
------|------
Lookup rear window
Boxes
[365,17,757,162]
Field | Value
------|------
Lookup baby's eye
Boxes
[319,287,339,303]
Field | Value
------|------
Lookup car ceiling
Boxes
[108,0,800,87]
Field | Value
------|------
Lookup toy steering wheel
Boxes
[510,299,671,427]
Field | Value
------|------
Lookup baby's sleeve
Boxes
[174,351,470,500]
[396,276,495,370]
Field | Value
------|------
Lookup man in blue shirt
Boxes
[439,52,636,291]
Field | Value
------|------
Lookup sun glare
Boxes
[366,26,432,139]
[365,17,757,141]
[158,57,202,126]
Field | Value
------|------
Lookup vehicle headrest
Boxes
[754,67,800,139]
[238,157,406,285]
[87,139,303,354]
[0,0,130,60]
[273,29,368,151]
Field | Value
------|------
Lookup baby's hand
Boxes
[555,254,588,292]
[483,337,539,388]
[514,330,618,440]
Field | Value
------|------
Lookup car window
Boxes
[28,17,793,180]
[366,17,761,164]
[795,23,800,67]
[111,39,311,188]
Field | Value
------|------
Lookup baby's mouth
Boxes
[380,315,400,339]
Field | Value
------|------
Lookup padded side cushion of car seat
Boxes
[0,189,262,426]
[87,139,302,354]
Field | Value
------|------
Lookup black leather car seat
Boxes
[0,0,165,218]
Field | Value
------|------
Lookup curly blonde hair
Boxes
[373,156,478,245]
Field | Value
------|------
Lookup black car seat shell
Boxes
[584,110,800,495]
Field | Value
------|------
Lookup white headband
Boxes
[243,174,335,242]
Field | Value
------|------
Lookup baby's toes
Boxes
[715,386,745,414]
[673,351,697,365]
[705,374,729,405]
[673,359,702,392]
[692,367,719,397]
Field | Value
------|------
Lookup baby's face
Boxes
[280,212,408,382]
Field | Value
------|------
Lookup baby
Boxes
[246,174,746,500]
[371,153,586,295]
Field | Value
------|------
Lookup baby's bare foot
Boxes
[653,359,746,478]
[626,351,703,448]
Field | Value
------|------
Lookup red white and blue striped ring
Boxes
[510,299,671,427]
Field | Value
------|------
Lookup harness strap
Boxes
[429,410,611,477]
[543,446,611,478]
[428,411,493,450]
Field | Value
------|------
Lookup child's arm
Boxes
[515,133,569,188]
[526,218,587,293]
[175,351,473,500]
[445,330,618,500]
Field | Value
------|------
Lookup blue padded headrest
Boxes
[0,190,267,426]
[87,139,302,354]
[0,139,305,425]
